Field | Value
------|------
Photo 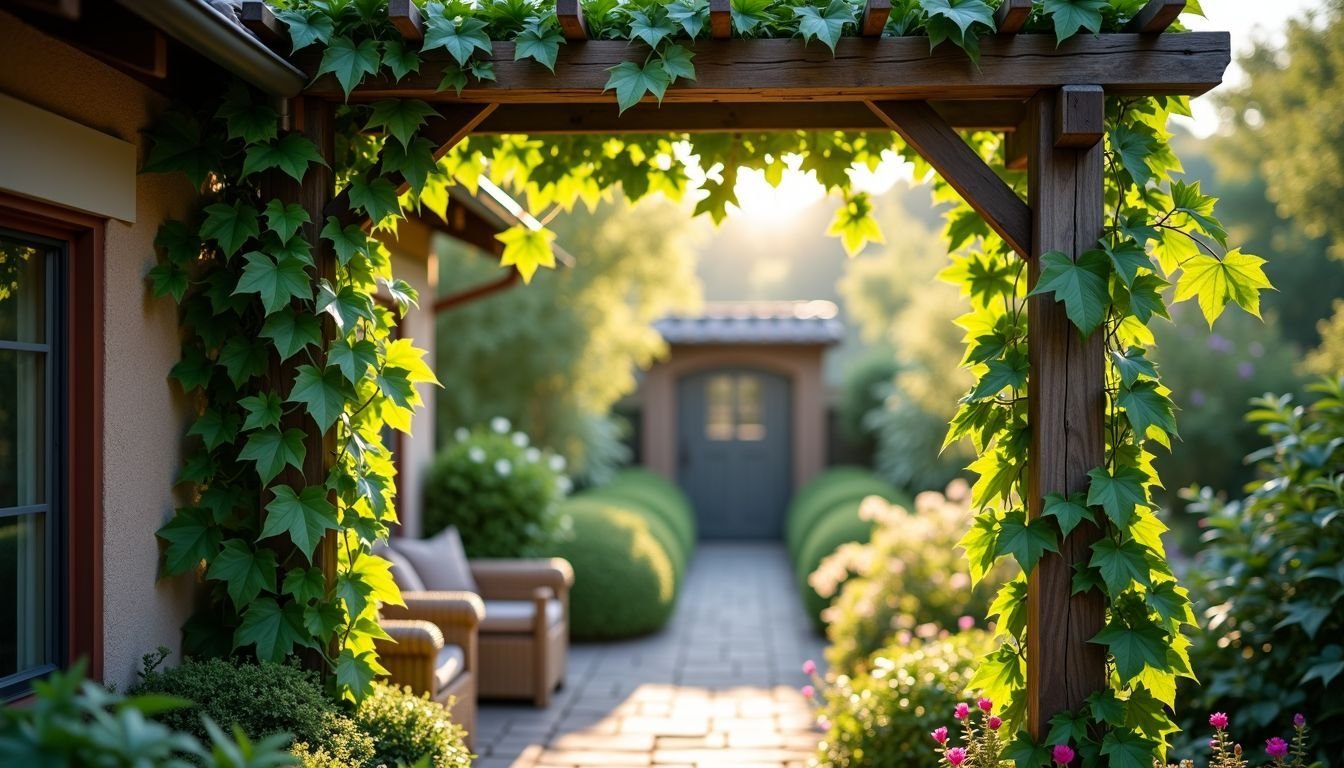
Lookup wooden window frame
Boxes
[0,191,105,694]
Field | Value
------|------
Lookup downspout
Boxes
[117,0,306,97]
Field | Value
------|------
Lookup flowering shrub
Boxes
[812,481,1015,676]
[1177,378,1344,762]
[422,418,570,557]
[810,630,996,767]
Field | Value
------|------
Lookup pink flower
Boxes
[816,716,830,732]
[958,615,976,631]
[1051,744,1076,765]
[954,703,970,720]
[802,659,817,676]
[1265,737,1289,760]
[946,747,968,766]
[1209,712,1229,729]
[1294,713,1306,728]
[988,716,1003,731]
[801,685,815,699]
[978,697,993,713]
[931,726,949,745]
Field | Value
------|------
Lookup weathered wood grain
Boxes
[1127,0,1186,34]
[1054,84,1104,148]
[995,0,1032,34]
[557,0,587,41]
[709,0,731,38]
[240,1,286,49]
[1025,89,1108,740]
[300,34,1231,102]
[868,100,1032,256]
[861,0,892,37]
[389,0,424,42]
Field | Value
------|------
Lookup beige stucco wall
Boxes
[1,12,198,690]
[381,219,439,539]
[641,343,830,491]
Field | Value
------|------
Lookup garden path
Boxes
[473,542,826,768]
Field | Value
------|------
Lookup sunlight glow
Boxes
[719,152,917,224]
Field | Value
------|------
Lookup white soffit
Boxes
[0,92,137,223]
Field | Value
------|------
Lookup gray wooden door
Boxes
[677,368,791,540]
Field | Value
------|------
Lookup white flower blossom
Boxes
[490,416,511,434]
[511,431,529,448]
[556,476,573,495]
[468,446,486,463]
[525,447,542,463]
[454,427,469,442]
[494,458,512,477]
[548,454,567,472]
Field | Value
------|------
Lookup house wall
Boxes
[0,12,198,690]
[641,343,830,492]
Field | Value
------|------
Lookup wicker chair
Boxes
[374,590,484,743]
[384,528,573,707]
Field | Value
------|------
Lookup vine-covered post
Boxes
[1024,86,1108,736]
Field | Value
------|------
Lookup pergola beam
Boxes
[473,99,1028,134]
[995,0,1033,34]
[868,100,1032,256]
[300,34,1230,102]
[1127,0,1186,33]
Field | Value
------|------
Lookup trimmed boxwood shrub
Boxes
[795,502,877,628]
[594,468,696,554]
[353,683,472,768]
[577,492,688,583]
[551,497,679,640]
[786,468,903,561]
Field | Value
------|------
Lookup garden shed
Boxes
[640,300,842,539]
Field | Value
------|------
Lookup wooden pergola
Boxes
[243,0,1230,738]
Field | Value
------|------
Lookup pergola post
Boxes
[1024,87,1108,736]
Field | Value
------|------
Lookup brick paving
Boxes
[472,542,826,768]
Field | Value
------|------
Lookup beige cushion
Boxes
[433,644,466,691]
[481,599,564,633]
[372,542,427,593]
[393,527,479,593]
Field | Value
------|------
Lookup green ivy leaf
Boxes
[604,60,671,114]
[1090,537,1153,595]
[1118,379,1178,441]
[206,540,277,607]
[794,0,857,52]
[381,38,421,81]
[1109,123,1157,187]
[1046,709,1090,747]
[375,366,416,409]
[1043,491,1094,538]
[1170,179,1227,246]
[382,278,420,313]
[1088,688,1127,726]
[321,217,369,265]
[731,0,777,34]
[260,310,322,362]
[629,8,677,48]
[514,20,563,72]
[1104,239,1149,289]
[317,35,382,99]
[826,192,884,257]
[234,252,313,315]
[987,576,1028,638]
[147,261,190,303]
[201,202,260,258]
[1029,249,1111,337]
[275,8,333,52]
[996,509,1059,573]
[693,171,739,224]
[289,364,351,432]
[235,598,309,663]
[335,572,375,619]
[336,649,385,701]
[1085,465,1149,529]
[1119,273,1170,324]
[1043,0,1105,43]
[238,427,307,485]
[365,99,439,148]
[496,225,557,283]
[304,602,345,643]
[1099,727,1160,768]
[187,409,239,451]
[282,567,327,604]
[667,0,709,38]
[438,62,469,95]
[217,336,268,387]
[969,346,1028,400]
[659,44,697,83]
[1146,580,1195,629]
[242,132,325,183]
[1002,730,1051,768]
[215,85,279,145]
[1110,347,1158,388]
[142,112,217,187]
[261,485,339,562]
[380,137,437,197]
[330,338,379,383]
[348,175,402,225]
[317,281,376,332]
[1173,249,1272,327]
[157,508,220,576]
[240,393,284,432]
[424,13,492,66]
[263,199,310,243]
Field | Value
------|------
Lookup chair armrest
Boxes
[382,591,484,656]
[376,620,443,696]
[469,558,574,601]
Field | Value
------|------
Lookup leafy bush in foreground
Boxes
[353,683,472,768]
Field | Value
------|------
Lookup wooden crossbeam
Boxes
[709,0,732,38]
[868,100,1031,256]
[240,1,286,49]
[473,99,1027,134]
[995,0,1032,33]
[434,271,520,313]
[301,34,1231,102]
[861,0,891,37]
[389,0,424,41]
[557,0,587,40]
[1127,0,1185,33]
[1054,85,1104,147]
[326,103,498,228]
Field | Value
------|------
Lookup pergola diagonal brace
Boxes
[326,102,498,229]
[867,100,1032,256]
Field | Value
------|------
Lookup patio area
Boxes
[473,542,826,768]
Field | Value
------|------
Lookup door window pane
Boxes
[0,512,49,678]
[705,375,734,441]
[736,376,766,441]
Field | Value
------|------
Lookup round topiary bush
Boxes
[786,468,903,561]
[551,497,679,640]
[599,468,696,554]
[422,419,570,557]
[353,683,472,768]
[795,501,878,628]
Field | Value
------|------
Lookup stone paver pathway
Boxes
[473,542,826,768]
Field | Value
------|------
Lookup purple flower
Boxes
[946,747,967,766]
[954,703,970,720]
[1265,737,1289,760]
[801,685,815,699]
[1208,333,1232,352]
[802,659,817,676]
[958,615,975,631]
[1209,712,1229,729]
[931,726,949,745]
[988,716,1003,731]
[1237,361,1255,380]
[1051,744,1076,765]
[1294,713,1306,728]
[978,697,993,713]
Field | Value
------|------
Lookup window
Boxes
[704,373,768,442]
[0,231,63,699]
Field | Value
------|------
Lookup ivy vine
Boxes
[144,3,1266,766]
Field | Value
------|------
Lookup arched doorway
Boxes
[677,367,791,540]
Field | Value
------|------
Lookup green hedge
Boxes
[795,502,877,629]
[598,468,697,554]
[785,467,903,561]
[551,497,680,640]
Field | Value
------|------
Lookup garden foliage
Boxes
[786,467,903,561]
[349,683,473,768]
[1177,378,1344,764]
[423,419,570,557]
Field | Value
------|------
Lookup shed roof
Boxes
[655,301,844,346]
